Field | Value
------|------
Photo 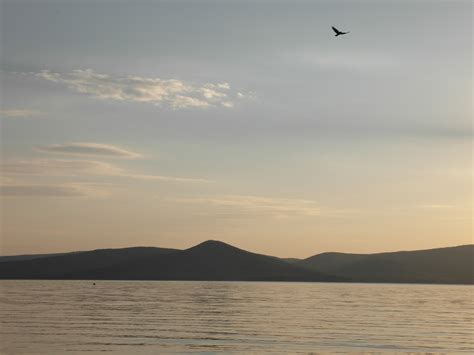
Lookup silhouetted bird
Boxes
[332,26,350,37]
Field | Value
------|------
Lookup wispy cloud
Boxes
[2,159,122,176]
[37,142,142,159]
[0,109,42,118]
[0,183,109,198]
[35,69,250,109]
[128,174,213,183]
[173,194,340,218]
[1,158,212,183]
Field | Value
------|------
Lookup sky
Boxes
[0,0,472,258]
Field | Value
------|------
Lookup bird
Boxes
[332,26,350,37]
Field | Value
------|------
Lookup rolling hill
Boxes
[1,242,471,284]
[0,246,178,279]
[295,245,474,284]
[0,241,340,282]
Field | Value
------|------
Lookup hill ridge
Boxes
[296,244,473,284]
[0,241,471,284]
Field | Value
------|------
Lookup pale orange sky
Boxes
[1,0,472,258]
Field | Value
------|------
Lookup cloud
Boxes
[237,91,257,100]
[128,174,213,183]
[37,142,142,159]
[35,69,251,109]
[173,194,337,218]
[1,158,212,183]
[0,109,42,118]
[221,101,234,108]
[0,183,108,198]
[2,159,121,176]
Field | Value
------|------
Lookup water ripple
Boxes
[0,281,473,353]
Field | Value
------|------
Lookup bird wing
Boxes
[331,26,341,34]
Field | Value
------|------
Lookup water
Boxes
[0,281,472,353]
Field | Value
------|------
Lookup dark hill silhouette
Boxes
[296,245,474,284]
[59,240,340,281]
[0,247,178,279]
[281,257,301,264]
[0,251,80,262]
[0,242,471,284]
[294,252,365,273]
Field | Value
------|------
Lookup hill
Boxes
[0,251,82,263]
[0,246,178,279]
[1,242,471,284]
[296,245,474,284]
[0,241,340,282]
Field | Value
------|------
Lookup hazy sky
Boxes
[0,0,472,257]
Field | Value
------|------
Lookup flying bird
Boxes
[332,26,350,37]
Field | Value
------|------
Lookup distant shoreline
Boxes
[1,241,472,285]
[1,279,473,286]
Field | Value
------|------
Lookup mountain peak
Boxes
[190,240,236,249]
[200,239,224,245]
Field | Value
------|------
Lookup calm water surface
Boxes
[0,281,472,353]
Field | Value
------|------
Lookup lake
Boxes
[0,281,472,353]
